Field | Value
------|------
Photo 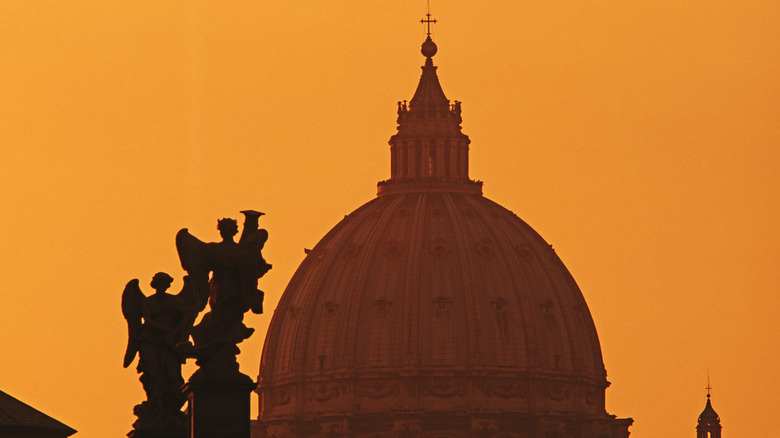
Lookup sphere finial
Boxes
[421,36,438,58]
[420,3,438,59]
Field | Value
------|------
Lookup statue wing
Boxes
[174,275,201,340]
[176,228,209,273]
[121,279,145,368]
[175,228,211,306]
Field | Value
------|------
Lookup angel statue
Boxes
[176,210,271,382]
[122,272,198,431]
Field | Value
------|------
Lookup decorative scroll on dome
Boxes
[544,383,571,401]
[486,380,525,399]
[541,299,555,315]
[358,381,400,399]
[373,298,392,313]
[585,389,597,405]
[433,296,452,316]
[383,240,402,258]
[307,384,342,402]
[343,242,360,258]
[269,388,290,407]
[516,244,533,259]
[323,301,339,315]
[476,238,495,256]
[429,238,450,257]
[424,378,465,398]
[491,297,508,312]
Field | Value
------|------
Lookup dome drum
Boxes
[259,374,609,419]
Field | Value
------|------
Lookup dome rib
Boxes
[440,193,480,367]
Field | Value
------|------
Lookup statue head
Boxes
[150,272,174,292]
[217,218,239,240]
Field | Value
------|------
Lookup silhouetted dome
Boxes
[257,33,631,437]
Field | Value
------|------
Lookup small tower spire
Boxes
[697,378,722,438]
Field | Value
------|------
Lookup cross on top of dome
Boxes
[420,3,438,58]
[420,8,437,37]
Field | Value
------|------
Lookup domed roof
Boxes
[257,29,629,437]
[698,395,721,427]
[259,189,608,409]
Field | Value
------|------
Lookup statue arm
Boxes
[238,210,264,244]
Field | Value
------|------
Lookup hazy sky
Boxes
[1,2,778,437]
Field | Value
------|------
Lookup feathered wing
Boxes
[175,228,210,309]
[174,275,200,343]
[121,279,145,368]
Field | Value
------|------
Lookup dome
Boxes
[698,395,721,427]
[698,398,720,424]
[259,190,609,409]
[257,29,631,438]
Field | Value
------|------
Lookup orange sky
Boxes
[1,2,778,437]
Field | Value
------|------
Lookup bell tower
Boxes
[697,383,722,438]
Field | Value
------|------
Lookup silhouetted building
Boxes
[254,27,632,438]
[697,392,721,438]
[0,390,76,438]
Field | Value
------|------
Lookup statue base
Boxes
[182,377,255,438]
[128,430,187,438]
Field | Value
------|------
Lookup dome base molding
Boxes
[253,412,632,438]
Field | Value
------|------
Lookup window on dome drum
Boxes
[431,296,455,364]
[369,300,391,366]
[314,302,339,370]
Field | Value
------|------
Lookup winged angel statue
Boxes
[121,272,196,430]
[175,210,271,381]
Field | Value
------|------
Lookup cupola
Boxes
[378,25,481,195]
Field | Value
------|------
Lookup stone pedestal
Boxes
[183,379,255,438]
